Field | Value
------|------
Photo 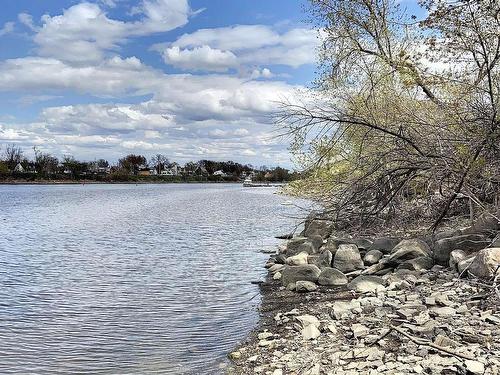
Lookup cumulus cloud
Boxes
[0,22,14,37]
[157,25,318,71]
[163,45,238,71]
[28,1,192,63]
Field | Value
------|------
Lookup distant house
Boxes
[137,165,156,176]
[13,163,25,173]
[161,163,180,176]
[213,170,228,178]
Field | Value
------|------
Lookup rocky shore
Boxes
[227,214,500,374]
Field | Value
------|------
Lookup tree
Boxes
[62,156,88,178]
[279,0,500,232]
[2,144,23,171]
[150,154,169,175]
[33,147,58,176]
[118,154,147,175]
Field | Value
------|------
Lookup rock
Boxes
[368,237,401,254]
[274,254,287,264]
[229,351,241,360]
[273,271,282,280]
[307,234,324,251]
[281,264,321,286]
[268,264,285,274]
[331,300,361,319]
[468,247,500,279]
[458,255,476,274]
[287,241,316,257]
[304,364,320,375]
[258,331,273,340]
[313,249,333,269]
[398,256,434,271]
[333,244,364,272]
[465,360,485,374]
[318,267,348,286]
[364,250,383,265]
[272,369,283,375]
[491,233,500,247]
[351,323,369,338]
[302,324,321,340]
[302,217,333,239]
[296,280,318,292]
[434,334,458,348]
[286,236,308,251]
[389,239,432,264]
[285,252,309,266]
[449,249,468,270]
[348,275,386,293]
[434,234,490,265]
[350,238,373,250]
[296,314,320,328]
[431,306,456,317]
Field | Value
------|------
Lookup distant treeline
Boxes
[0,144,300,183]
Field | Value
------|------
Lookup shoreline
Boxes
[0,180,244,185]
[227,216,500,374]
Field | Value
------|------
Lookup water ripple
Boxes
[0,184,304,374]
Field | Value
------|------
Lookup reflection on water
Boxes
[0,183,303,374]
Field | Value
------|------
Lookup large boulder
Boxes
[364,250,383,265]
[318,267,348,286]
[307,234,324,251]
[333,244,364,273]
[287,241,316,257]
[388,239,432,264]
[302,218,334,239]
[468,248,500,279]
[285,252,309,266]
[281,264,321,287]
[348,275,386,293]
[286,237,309,252]
[312,249,333,269]
[434,234,491,265]
[398,256,434,271]
[368,237,401,254]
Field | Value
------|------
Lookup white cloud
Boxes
[18,13,38,31]
[163,45,238,72]
[28,1,192,63]
[0,22,14,37]
[157,25,318,71]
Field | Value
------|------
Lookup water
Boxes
[0,183,304,374]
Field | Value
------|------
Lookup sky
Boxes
[0,0,422,167]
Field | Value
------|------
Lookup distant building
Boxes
[13,163,25,173]
[213,170,228,177]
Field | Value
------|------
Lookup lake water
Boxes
[0,183,304,374]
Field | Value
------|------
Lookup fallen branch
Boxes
[390,325,474,361]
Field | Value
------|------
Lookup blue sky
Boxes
[0,0,421,166]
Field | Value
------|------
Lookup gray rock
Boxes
[296,280,318,292]
[458,255,476,274]
[318,267,348,286]
[313,249,333,269]
[333,244,364,273]
[389,239,432,264]
[468,247,500,279]
[274,254,287,264]
[434,233,490,265]
[368,237,401,254]
[287,241,316,257]
[285,252,309,266]
[348,275,386,293]
[364,249,383,265]
[449,249,468,270]
[307,234,324,251]
[286,237,309,252]
[301,216,334,239]
[398,256,434,271]
[281,264,321,286]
